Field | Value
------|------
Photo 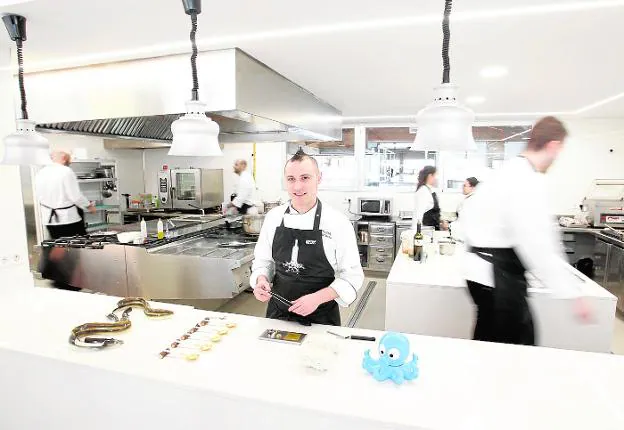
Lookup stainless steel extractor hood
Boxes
[24,48,341,147]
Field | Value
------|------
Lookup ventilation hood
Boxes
[24,48,341,148]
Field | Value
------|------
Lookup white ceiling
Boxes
[1,0,623,120]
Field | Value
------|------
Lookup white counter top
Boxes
[386,249,617,353]
[388,246,613,298]
[1,275,623,429]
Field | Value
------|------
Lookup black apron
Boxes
[40,203,78,224]
[422,187,441,230]
[468,246,535,346]
[266,200,340,326]
[229,193,252,214]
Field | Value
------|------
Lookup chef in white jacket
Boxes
[227,159,257,214]
[36,150,96,291]
[462,116,591,345]
[250,149,364,326]
[36,150,96,238]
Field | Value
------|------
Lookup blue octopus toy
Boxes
[362,332,419,385]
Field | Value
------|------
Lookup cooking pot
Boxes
[242,214,265,235]
[263,200,282,213]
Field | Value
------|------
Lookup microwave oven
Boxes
[357,198,392,216]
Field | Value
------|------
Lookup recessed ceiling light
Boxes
[480,66,508,78]
[466,96,486,105]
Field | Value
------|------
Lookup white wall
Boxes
[546,119,624,215]
[0,47,30,276]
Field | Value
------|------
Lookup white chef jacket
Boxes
[232,170,256,209]
[35,164,91,226]
[461,157,580,298]
[412,185,435,229]
[250,200,365,307]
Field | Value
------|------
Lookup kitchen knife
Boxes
[327,330,376,341]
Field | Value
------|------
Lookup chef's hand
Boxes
[289,292,323,317]
[573,297,593,323]
[87,203,97,214]
[253,275,272,302]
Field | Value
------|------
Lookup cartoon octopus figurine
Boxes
[362,332,419,385]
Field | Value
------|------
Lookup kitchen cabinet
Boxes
[352,220,395,272]
[592,238,610,286]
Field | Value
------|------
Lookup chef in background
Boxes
[456,176,479,218]
[226,159,257,214]
[413,166,447,230]
[250,149,364,326]
[35,150,96,291]
[462,116,591,345]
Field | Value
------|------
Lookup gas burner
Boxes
[42,234,119,250]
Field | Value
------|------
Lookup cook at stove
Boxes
[250,149,364,326]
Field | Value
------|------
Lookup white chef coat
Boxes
[412,185,435,228]
[232,170,256,209]
[35,164,90,225]
[250,200,364,307]
[462,157,580,298]
[456,192,474,217]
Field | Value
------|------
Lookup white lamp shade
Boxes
[1,119,51,165]
[410,84,476,152]
[169,100,222,157]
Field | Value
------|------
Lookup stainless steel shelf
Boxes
[77,178,118,183]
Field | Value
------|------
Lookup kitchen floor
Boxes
[34,276,624,355]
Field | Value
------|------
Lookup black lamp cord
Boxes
[442,0,452,84]
[15,39,28,120]
[189,12,199,101]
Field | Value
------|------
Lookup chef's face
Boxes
[285,158,321,209]
[427,173,438,187]
[463,181,473,195]
[233,161,245,174]
[542,139,565,172]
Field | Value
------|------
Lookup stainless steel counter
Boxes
[39,216,255,300]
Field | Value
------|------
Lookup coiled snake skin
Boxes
[69,297,173,349]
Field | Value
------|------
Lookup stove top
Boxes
[42,234,119,249]
[202,226,257,241]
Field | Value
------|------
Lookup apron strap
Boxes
[40,203,77,224]
[279,200,323,230]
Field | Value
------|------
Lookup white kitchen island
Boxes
[386,248,617,353]
[1,271,624,430]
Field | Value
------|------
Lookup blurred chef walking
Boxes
[36,150,96,291]
[226,159,257,215]
[250,149,364,326]
[413,166,447,230]
[462,116,591,345]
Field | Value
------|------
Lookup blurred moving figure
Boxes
[462,116,591,345]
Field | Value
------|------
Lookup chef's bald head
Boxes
[233,159,248,174]
[285,148,319,174]
[51,150,71,166]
